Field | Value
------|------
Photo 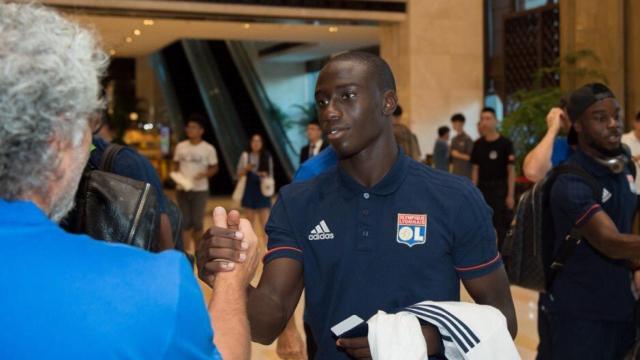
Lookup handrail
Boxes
[181,39,247,181]
[149,52,185,139]
[226,40,296,180]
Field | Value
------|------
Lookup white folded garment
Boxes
[367,310,428,360]
[402,301,520,360]
[170,171,194,191]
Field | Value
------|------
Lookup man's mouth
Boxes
[328,126,350,140]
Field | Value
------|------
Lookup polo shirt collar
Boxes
[337,147,410,198]
[0,199,53,226]
[573,148,612,177]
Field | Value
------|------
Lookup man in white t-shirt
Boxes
[173,115,219,253]
[621,110,640,232]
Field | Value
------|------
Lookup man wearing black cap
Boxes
[538,83,640,359]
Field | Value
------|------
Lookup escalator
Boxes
[156,39,297,193]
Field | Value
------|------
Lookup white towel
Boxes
[367,310,428,360]
[402,301,520,360]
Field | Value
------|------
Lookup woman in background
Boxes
[237,133,273,244]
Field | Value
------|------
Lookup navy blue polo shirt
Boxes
[542,149,637,322]
[265,152,502,359]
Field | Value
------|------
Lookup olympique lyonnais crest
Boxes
[396,213,427,247]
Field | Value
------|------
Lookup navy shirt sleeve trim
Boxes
[454,253,501,273]
[263,246,304,264]
[575,203,602,227]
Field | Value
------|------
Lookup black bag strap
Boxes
[100,143,125,173]
[545,163,601,288]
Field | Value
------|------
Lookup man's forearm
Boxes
[209,278,251,360]
[471,165,479,186]
[205,165,219,178]
[507,165,516,198]
[522,129,556,182]
[247,286,291,344]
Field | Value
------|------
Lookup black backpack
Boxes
[62,144,160,250]
[501,163,602,292]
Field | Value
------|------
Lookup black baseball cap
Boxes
[566,83,615,145]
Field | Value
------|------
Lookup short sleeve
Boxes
[506,139,515,164]
[551,138,570,167]
[263,195,303,264]
[464,137,474,155]
[208,146,218,166]
[163,255,221,360]
[550,174,601,228]
[452,185,503,279]
[173,143,182,163]
[470,140,480,165]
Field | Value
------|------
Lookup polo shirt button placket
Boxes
[363,192,370,199]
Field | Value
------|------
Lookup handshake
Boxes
[196,206,260,289]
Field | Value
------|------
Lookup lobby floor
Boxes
[192,196,538,360]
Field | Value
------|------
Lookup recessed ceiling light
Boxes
[129,112,139,121]
[109,49,116,56]
[243,23,251,29]
[125,37,133,43]
[329,26,339,33]
[143,19,154,26]
[133,29,141,36]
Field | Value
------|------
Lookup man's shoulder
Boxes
[406,159,476,195]
[282,167,337,200]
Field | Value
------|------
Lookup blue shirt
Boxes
[542,149,637,322]
[0,199,221,359]
[90,137,167,212]
[551,137,573,167]
[266,152,502,359]
[293,146,338,182]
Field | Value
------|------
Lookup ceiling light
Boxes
[329,26,339,33]
[143,19,154,26]
[125,37,133,43]
[143,123,154,130]
[133,29,141,36]
[243,23,251,29]
[109,49,116,56]
[129,112,139,121]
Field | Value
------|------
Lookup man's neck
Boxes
[189,138,202,145]
[339,130,398,188]
[484,131,500,142]
[634,130,640,141]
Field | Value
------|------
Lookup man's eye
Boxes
[316,99,328,108]
[341,92,356,100]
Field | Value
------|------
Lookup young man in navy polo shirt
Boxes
[537,83,640,359]
[198,52,517,358]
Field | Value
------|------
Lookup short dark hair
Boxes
[636,110,640,121]
[481,107,496,116]
[438,126,450,137]
[393,105,403,117]
[325,51,396,93]
[186,113,206,128]
[308,119,321,128]
[451,113,465,123]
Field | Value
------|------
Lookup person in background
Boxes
[621,110,640,233]
[538,83,640,359]
[450,113,474,178]
[197,51,516,359]
[299,119,327,165]
[393,105,422,161]
[522,106,573,182]
[0,3,257,359]
[471,107,516,248]
[432,126,450,171]
[173,114,219,254]
[237,133,274,243]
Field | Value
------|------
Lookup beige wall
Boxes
[380,0,485,157]
[560,0,640,128]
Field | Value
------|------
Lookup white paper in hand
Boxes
[170,171,194,191]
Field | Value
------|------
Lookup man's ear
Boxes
[382,90,398,117]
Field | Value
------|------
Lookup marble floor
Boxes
[191,195,539,360]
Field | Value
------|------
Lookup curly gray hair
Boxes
[0,3,108,200]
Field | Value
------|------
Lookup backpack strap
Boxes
[100,143,125,173]
[545,163,601,289]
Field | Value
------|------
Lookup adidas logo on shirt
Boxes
[308,220,335,240]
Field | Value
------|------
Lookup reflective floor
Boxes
[192,195,539,360]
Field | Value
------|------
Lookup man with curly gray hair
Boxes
[0,3,258,359]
